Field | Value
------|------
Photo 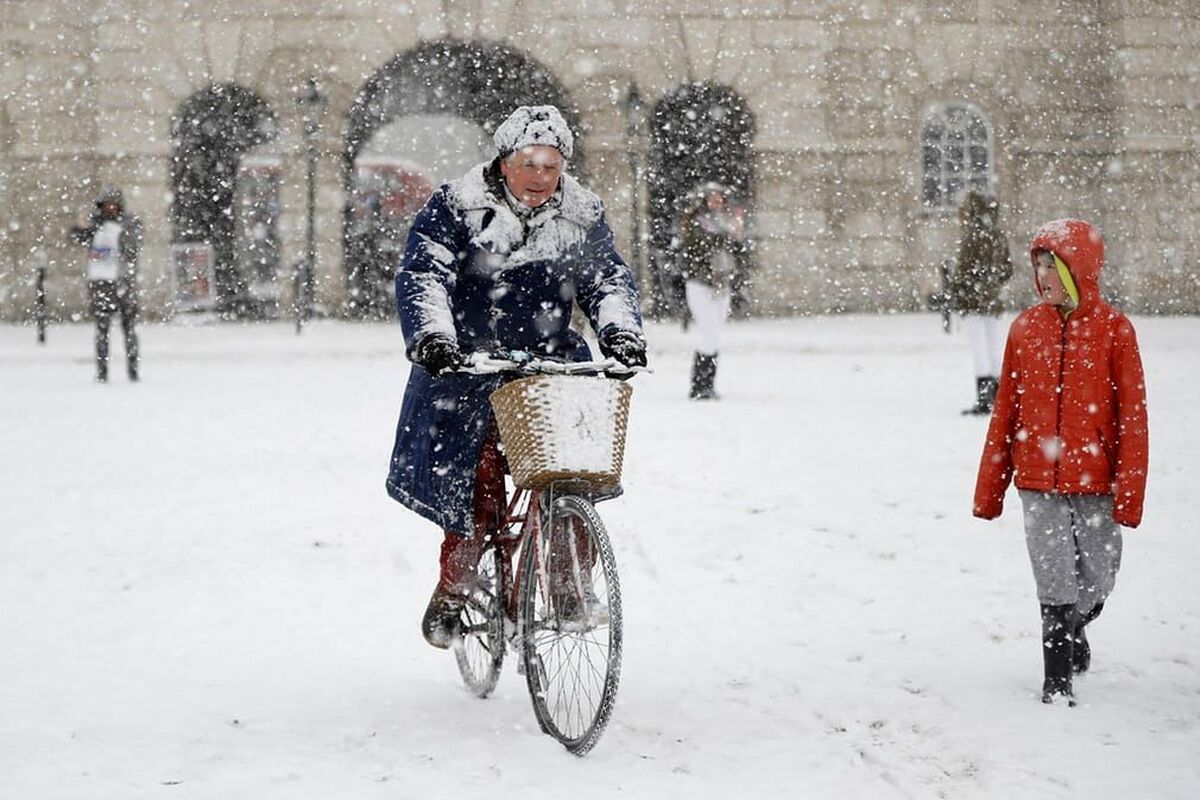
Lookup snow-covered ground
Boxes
[2,314,1197,799]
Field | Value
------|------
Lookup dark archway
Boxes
[342,39,580,318]
[648,82,756,317]
[171,84,277,316]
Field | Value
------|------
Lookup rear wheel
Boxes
[519,493,622,755]
[454,541,506,698]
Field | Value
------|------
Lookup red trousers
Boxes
[436,427,507,593]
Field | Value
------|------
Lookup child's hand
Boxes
[973,501,1002,520]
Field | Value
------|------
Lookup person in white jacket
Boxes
[70,187,143,382]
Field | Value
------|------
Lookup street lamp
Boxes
[295,76,327,332]
[623,81,646,305]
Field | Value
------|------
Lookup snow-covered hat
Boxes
[494,105,574,160]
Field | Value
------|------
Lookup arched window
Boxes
[921,103,992,211]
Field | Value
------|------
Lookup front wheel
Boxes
[519,493,622,755]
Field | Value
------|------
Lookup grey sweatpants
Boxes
[1018,490,1122,614]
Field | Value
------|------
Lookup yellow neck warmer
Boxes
[1053,252,1080,316]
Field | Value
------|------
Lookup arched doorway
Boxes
[648,83,756,317]
[342,40,579,318]
[171,84,278,317]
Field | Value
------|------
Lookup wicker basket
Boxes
[489,374,633,490]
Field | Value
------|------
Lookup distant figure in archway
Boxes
[69,187,142,383]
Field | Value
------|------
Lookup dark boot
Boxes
[1072,602,1104,674]
[962,377,994,415]
[689,352,718,400]
[1040,604,1076,706]
[420,591,464,649]
[981,376,998,412]
[421,531,485,649]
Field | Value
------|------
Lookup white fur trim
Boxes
[446,162,603,271]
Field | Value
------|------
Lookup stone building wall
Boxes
[0,0,1196,321]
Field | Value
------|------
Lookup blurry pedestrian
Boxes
[973,219,1149,706]
[676,182,747,400]
[69,187,142,382]
[951,190,1012,415]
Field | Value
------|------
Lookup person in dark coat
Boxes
[69,186,143,382]
[384,105,647,648]
[676,182,748,399]
[951,190,1012,414]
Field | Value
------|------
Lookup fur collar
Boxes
[446,159,603,269]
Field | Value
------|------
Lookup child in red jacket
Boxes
[973,219,1149,706]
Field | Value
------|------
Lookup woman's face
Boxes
[500,145,563,208]
[1034,250,1069,305]
[705,191,726,211]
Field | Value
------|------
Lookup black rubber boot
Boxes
[1073,602,1104,674]
[420,591,465,649]
[962,376,995,415]
[1040,604,1076,706]
[689,352,718,400]
[982,376,998,411]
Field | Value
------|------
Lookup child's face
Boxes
[1034,250,1069,305]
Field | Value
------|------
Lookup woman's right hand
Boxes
[412,334,463,376]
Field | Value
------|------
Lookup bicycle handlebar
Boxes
[453,351,650,377]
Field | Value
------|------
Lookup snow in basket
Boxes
[489,374,632,490]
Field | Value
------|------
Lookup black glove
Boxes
[599,330,647,368]
[412,334,463,376]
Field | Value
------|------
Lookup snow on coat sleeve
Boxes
[574,211,645,342]
[1111,317,1148,528]
[974,331,1019,519]
[396,188,461,356]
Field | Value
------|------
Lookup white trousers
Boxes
[685,280,730,356]
[965,314,1005,377]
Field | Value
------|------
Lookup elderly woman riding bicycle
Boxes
[384,105,647,648]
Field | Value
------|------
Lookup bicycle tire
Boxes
[454,541,506,698]
[519,492,622,755]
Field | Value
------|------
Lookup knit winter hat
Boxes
[494,105,573,160]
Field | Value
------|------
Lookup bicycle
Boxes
[447,351,644,756]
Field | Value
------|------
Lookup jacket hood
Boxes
[1030,219,1104,313]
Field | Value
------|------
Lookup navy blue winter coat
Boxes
[385,159,644,534]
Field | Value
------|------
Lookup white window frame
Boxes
[921,102,994,212]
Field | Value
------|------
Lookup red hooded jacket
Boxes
[973,219,1149,527]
